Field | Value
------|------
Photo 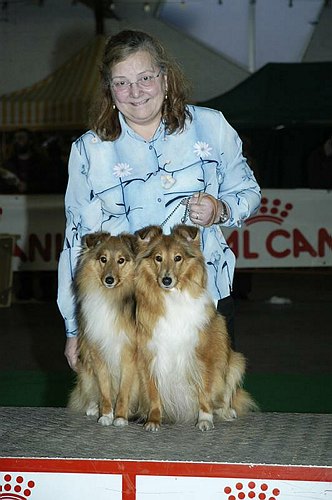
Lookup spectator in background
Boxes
[2,129,45,193]
[306,134,332,189]
[0,165,20,193]
[42,135,68,193]
[1,130,61,300]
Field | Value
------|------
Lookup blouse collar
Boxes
[119,112,166,143]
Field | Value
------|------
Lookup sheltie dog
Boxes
[135,224,257,432]
[68,231,139,427]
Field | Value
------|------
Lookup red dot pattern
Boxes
[258,197,293,219]
[224,481,281,500]
[2,474,36,497]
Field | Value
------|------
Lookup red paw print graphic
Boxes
[224,481,280,499]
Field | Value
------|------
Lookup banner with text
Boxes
[0,190,331,271]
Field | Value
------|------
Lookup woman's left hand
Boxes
[188,193,219,227]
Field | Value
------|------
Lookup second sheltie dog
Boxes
[135,224,257,432]
[68,231,139,427]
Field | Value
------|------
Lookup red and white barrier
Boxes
[1,458,331,500]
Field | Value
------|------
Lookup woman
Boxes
[57,30,261,370]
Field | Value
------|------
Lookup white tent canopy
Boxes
[0,16,249,130]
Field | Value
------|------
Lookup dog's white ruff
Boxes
[148,289,211,423]
[81,288,130,387]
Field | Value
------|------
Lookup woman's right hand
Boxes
[64,337,79,372]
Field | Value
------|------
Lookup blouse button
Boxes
[157,198,162,203]
[91,137,98,143]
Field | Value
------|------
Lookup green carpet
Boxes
[244,373,332,413]
[0,371,75,407]
[0,371,331,413]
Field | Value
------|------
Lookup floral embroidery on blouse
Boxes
[113,163,132,177]
[193,141,212,158]
[161,174,176,189]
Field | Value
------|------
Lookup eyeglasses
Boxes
[110,71,162,94]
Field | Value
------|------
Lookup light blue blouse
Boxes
[57,105,261,336]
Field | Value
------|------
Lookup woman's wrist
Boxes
[214,200,230,224]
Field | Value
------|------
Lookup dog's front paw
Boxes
[196,419,214,432]
[144,421,160,432]
[98,411,114,426]
[86,403,99,417]
[113,417,128,427]
[216,407,237,421]
[196,410,214,431]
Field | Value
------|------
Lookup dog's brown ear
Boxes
[120,233,137,256]
[82,232,110,249]
[135,225,163,245]
[172,224,201,245]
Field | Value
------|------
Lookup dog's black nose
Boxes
[162,276,172,287]
[105,276,114,286]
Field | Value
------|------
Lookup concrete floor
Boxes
[0,270,331,376]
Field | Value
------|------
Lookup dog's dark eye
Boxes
[174,255,182,262]
[118,257,125,264]
[155,255,162,262]
[100,255,107,264]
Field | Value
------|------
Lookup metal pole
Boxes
[248,0,256,73]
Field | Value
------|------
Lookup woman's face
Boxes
[110,50,167,135]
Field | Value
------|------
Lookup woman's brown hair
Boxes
[89,30,192,141]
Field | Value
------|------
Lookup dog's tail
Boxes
[232,387,259,415]
[224,351,259,416]
[67,367,100,415]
